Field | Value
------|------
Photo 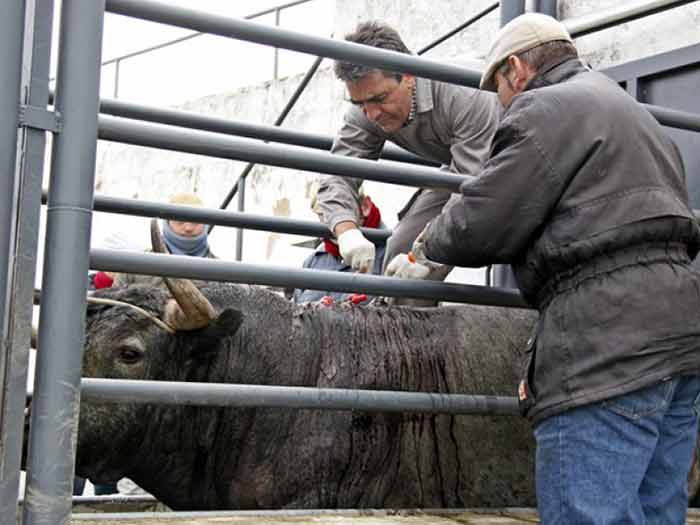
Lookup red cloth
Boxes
[93,271,114,289]
[323,201,382,258]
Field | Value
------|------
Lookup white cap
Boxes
[480,13,572,92]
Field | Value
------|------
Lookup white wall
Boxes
[88,0,700,287]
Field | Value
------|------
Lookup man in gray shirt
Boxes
[315,21,500,299]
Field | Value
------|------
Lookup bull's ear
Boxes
[186,308,243,358]
[211,308,243,336]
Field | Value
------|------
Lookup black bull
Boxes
[74,281,700,510]
[76,281,538,510]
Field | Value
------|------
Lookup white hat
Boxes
[480,13,573,92]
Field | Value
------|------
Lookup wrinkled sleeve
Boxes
[442,87,500,178]
[424,109,566,267]
[315,108,386,232]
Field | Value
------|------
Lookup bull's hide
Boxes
[77,283,538,510]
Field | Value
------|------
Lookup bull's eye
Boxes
[117,347,144,365]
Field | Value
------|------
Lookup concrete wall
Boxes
[91,0,700,285]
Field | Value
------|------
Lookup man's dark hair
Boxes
[498,40,578,79]
[333,21,412,83]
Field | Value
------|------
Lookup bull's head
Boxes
[74,221,243,484]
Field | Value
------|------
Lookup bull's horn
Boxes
[150,218,216,330]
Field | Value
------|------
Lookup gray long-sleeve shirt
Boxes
[316,77,501,231]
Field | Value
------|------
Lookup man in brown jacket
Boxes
[411,13,700,523]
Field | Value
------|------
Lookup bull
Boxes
[67,222,540,510]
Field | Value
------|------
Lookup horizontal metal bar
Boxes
[18,495,157,506]
[643,103,700,133]
[104,0,483,87]
[81,378,520,416]
[101,0,315,67]
[98,116,465,191]
[90,249,529,308]
[82,192,392,243]
[68,508,546,522]
[564,0,696,39]
[95,97,437,166]
[92,57,700,140]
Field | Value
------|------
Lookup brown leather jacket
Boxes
[425,58,700,422]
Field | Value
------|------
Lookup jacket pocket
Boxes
[518,323,540,418]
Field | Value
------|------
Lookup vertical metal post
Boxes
[0,0,55,521]
[273,8,281,80]
[236,175,246,261]
[500,0,526,25]
[534,0,558,18]
[0,0,25,362]
[114,58,120,98]
[23,1,105,524]
[0,1,28,522]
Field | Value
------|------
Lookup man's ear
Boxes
[510,55,536,92]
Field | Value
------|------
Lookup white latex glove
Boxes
[337,228,375,273]
[384,226,447,281]
[384,253,431,279]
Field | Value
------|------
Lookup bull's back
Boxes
[235,303,538,509]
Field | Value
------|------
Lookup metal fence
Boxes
[1,0,700,523]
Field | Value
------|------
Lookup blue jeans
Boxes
[534,376,700,524]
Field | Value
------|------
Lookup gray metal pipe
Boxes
[95,97,437,166]
[643,103,700,133]
[417,1,499,55]
[105,0,483,87]
[0,0,55,521]
[98,115,466,192]
[23,1,105,524]
[500,0,526,26]
[0,2,24,326]
[90,249,529,308]
[18,495,157,506]
[81,378,520,416]
[0,2,29,522]
[236,173,246,261]
[564,0,696,38]
[0,2,24,351]
[83,193,392,243]
[534,0,559,18]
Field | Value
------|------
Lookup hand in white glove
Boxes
[337,228,376,273]
[384,252,432,280]
[384,225,448,281]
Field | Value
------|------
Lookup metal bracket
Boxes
[18,104,62,133]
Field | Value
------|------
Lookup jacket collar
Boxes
[523,57,588,92]
[414,76,434,113]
